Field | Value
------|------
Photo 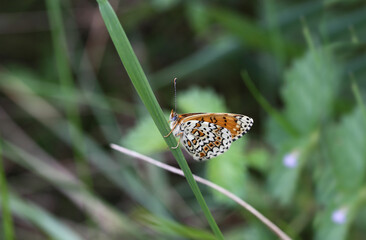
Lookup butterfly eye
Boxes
[172,115,177,121]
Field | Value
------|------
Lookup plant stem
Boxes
[96,0,224,238]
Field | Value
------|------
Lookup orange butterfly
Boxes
[165,79,253,161]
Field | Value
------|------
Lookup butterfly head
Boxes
[169,109,178,123]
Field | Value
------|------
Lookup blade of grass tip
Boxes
[350,74,366,124]
[45,0,92,189]
[96,0,224,238]
[0,139,15,240]
[111,144,292,240]
[241,71,299,137]
[348,25,359,44]
[300,17,315,53]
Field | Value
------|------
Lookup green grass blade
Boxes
[241,71,299,137]
[3,140,140,238]
[4,194,82,240]
[137,210,216,240]
[45,0,92,188]
[96,0,224,238]
[0,140,15,240]
[0,72,170,218]
[350,75,366,123]
[150,37,241,89]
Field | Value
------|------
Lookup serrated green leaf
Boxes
[122,114,168,154]
[313,164,338,206]
[325,106,366,191]
[282,48,342,134]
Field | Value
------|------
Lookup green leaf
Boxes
[207,142,247,203]
[264,117,292,151]
[314,198,358,240]
[325,106,366,191]
[177,87,226,113]
[122,114,167,154]
[246,148,270,172]
[313,164,338,206]
[267,137,311,205]
[282,48,342,134]
[206,7,301,59]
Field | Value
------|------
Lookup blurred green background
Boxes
[1,0,366,239]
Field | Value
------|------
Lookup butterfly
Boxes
[165,79,253,161]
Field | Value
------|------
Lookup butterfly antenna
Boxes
[173,78,177,113]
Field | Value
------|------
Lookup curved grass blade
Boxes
[96,0,224,238]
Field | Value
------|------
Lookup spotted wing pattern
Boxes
[181,113,253,142]
[180,120,232,161]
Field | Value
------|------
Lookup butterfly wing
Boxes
[181,113,253,141]
[180,120,232,161]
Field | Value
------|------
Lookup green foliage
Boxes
[267,137,312,205]
[246,148,270,172]
[207,142,247,203]
[136,209,216,240]
[0,141,15,240]
[282,48,342,134]
[122,114,167,154]
[314,198,358,240]
[1,194,82,240]
[325,107,366,191]
[177,87,226,113]
[1,0,366,239]
[207,6,300,59]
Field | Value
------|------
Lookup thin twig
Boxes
[110,143,292,240]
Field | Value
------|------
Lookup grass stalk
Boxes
[45,0,92,188]
[0,139,15,240]
[350,74,366,125]
[96,0,224,238]
[241,71,299,137]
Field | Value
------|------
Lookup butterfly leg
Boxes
[171,132,183,149]
[164,121,178,138]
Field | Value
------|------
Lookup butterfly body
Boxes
[169,111,253,161]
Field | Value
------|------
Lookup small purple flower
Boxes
[332,208,347,224]
[283,150,299,168]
